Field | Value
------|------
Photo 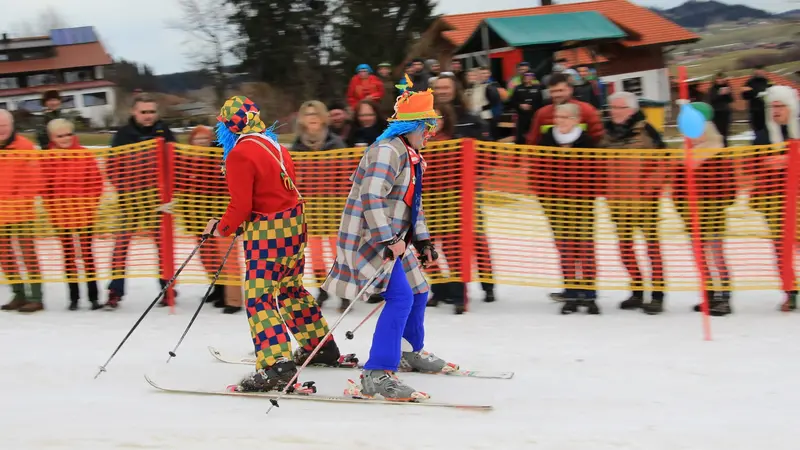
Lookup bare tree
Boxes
[168,0,234,108]
[13,6,69,36]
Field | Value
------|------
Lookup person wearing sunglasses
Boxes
[41,118,104,311]
[104,93,177,309]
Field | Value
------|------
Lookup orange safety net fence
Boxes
[0,140,167,292]
[474,139,800,292]
[3,137,799,300]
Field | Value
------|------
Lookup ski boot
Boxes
[293,339,358,368]
[642,292,665,315]
[345,370,429,402]
[399,350,458,374]
[619,291,644,310]
[235,358,297,392]
[780,291,797,312]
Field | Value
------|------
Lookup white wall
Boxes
[0,86,116,128]
[600,68,671,102]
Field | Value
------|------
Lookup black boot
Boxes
[317,288,330,307]
[236,359,297,392]
[87,281,102,310]
[222,305,242,314]
[560,299,579,315]
[482,282,495,303]
[292,339,346,367]
[619,291,644,310]
[366,293,383,304]
[427,283,448,307]
[206,284,224,304]
[710,291,732,316]
[582,290,601,315]
[642,291,664,315]
[781,291,797,312]
[338,298,351,313]
[68,283,80,311]
[693,291,716,312]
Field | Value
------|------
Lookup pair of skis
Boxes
[145,346,514,411]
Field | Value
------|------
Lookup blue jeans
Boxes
[364,259,427,371]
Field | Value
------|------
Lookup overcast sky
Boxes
[0,0,794,75]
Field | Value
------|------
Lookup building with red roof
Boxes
[410,0,699,102]
[0,27,116,127]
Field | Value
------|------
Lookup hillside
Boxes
[651,0,774,29]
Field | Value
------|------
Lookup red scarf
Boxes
[402,140,426,208]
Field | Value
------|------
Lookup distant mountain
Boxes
[650,0,775,29]
[777,9,800,19]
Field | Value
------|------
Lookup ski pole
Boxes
[166,228,244,363]
[266,257,393,415]
[95,235,209,379]
[345,301,384,340]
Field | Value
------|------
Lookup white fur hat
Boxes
[765,85,799,143]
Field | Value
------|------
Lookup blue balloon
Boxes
[677,103,705,139]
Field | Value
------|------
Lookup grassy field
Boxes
[681,22,799,51]
[680,49,792,78]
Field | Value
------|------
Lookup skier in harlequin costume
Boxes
[323,77,458,401]
[203,96,346,392]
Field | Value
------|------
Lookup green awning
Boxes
[456,11,627,55]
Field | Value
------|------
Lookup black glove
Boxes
[382,235,402,259]
[413,240,438,268]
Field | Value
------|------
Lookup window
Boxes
[622,77,643,97]
[0,102,7,110]
[95,66,104,80]
[0,53,8,61]
[83,91,108,107]
[63,69,94,83]
[0,77,19,89]
[60,95,75,109]
[27,73,57,87]
[17,99,44,112]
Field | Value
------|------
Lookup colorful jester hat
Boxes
[215,95,278,160]
[389,74,441,122]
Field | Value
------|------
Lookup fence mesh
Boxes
[1,137,798,297]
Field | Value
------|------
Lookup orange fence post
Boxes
[679,65,712,340]
[781,139,800,293]
[157,138,176,310]
[460,138,476,309]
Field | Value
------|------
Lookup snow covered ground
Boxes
[2,280,800,449]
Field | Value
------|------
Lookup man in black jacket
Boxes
[105,93,177,309]
[510,72,544,144]
[742,66,772,133]
[36,90,62,149]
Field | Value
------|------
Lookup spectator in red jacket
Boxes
[346,64,385,112]
[525,73,604,146]
[42,119,104,311]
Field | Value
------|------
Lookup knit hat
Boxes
[765,85,799,142]
[378,62,391,68]
[356,63,372,74]
[388,74,441,122]
[217,95,267,134]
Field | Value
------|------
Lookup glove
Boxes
[413,240,438,268]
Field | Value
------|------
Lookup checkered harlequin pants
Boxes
[243,203,333,370]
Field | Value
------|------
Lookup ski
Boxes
[207,346,514,380]
[144,375,493,411]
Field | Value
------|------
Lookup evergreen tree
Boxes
[334,0,438,76]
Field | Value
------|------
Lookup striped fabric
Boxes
[322,137,431,301]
